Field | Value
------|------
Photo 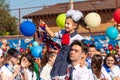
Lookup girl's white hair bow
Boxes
[66,9,83,22]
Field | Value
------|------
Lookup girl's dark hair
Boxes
[66,16,90,31]
[104,54,117,66]
[91,54,103,79]
[20,54,34,71]
[78,17,87,27]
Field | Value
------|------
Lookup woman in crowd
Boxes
[89,54,108,80]
[102,54,120,80]
[20,54,37,80]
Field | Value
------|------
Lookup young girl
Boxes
[39,9,86,79]
[20,54,37,80]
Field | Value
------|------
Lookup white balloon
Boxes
[85,12,101,28]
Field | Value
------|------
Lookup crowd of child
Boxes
[0,9,120,80]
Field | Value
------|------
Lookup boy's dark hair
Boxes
[70,40,88,54]
[89,44,96,48]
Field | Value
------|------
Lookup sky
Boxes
[9,0,86,9]
[7,0,87,23]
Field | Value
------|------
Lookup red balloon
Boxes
[20,48,24,53]
[87,44,90,47]
[114,8,120,23]
[108,44,113,50]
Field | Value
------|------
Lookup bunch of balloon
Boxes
[107,44,117,54]
[30,41,43,58]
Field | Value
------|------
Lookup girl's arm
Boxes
[39,20,55,38]
[45,25,55,38]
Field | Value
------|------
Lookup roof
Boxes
[23,0,120,18]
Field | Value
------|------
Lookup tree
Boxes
[0,0,18,36]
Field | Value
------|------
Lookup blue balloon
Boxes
[106,50,110,54]
[31,46,42,58]
[32,41,39,47]
[20,21,36,36]
[106,26,118,40]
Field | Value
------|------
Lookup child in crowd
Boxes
[39,9,86,79]
[1,39,9,52]
[40,51,57,80]
[86,44,97,69]
[0,48,21,80]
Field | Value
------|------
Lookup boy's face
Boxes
[69,44,84,62]
[88,47,97,57]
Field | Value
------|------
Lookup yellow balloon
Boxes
[85,12,101,28]
[5,32,9,36]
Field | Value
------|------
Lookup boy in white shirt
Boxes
[67,40,89,80]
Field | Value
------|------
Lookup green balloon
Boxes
[56,13,66,28]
